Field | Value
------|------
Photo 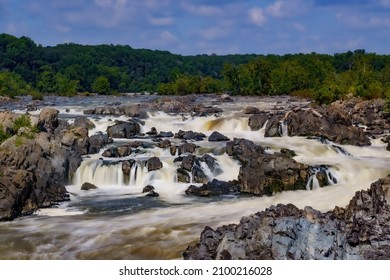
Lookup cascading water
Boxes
[1,96,390,260]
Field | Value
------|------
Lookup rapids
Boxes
[1,95,390,259]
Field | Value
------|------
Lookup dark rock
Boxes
[175,130,206,141]
[147,156,163,171]
[183,175,390,260]
[146,127,158,136]
[226,138,309,195]
[185,179,240,196]
[280,148,297,158]
[142,185,155,193]
[244,106,260,114]
[74,116,95,130]
[88,133,112,154]
[181,155,196,171]
[158,131,174,138]
[107,121,141,138]
[145,190,159,197]
[117,145,132,157]
[248,113,269,131]
[178,142,197,155]
[158,139,171,149]
[170,145,177,156]
[81,182,98,190]
[208,131,230,142]
[177,168,190,183]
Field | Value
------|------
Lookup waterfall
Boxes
[278,119,288,137]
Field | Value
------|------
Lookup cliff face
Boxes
[183,175,390,260]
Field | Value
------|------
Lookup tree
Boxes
[92,76,111,94]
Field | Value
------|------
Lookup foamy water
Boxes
[1,96,389,259]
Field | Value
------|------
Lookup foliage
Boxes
[0,124,10,143]
[1,33,390,103]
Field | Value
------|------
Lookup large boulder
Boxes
[226,138,309,195]
[147,157,163,171]
[208,131,230,142]
[183,175,390,260]
[107,121,141,138]
[37,108,59,133]
[185,179,240,196]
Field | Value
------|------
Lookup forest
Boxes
[1,33,390,104]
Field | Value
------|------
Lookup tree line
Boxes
[1,33,390,104]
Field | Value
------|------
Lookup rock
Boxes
[117,145,132,157]
[178,142,197,155]
[183,175,390,260]
[147,157,163,171]
[170,145,177,156]
[81,182,98,190]
[74,116,95,130]
[226,138,309,195]
[146,127,158,136]
[248,113,269,131]
[61,126,89,155]
[280,148,297,158]
[37,108,59,133]
[107,121,141,138]
[145,190,159,197]
[208,131,230,142]
[244,106,260,114]
[175,130,206,141]
[185,179,240,196]
[158,131,174,138]
[181,155,195,171]
[88,133,112,154]
[142,185,155,193]
[177,168,190,183]
[158,139,171,148]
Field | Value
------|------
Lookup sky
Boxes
[0,0,390,55]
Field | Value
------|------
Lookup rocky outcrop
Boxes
[183,175,390,260]
[226,139,309,195]
[147,157,163,171]
[107,121,141,138]
[208,131,230,142]
[0,110,84,221]
[185,179,240,196]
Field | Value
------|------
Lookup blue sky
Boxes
[1,0,389,55]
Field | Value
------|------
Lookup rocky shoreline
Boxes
[1,94,390,259]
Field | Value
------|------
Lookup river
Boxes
[1,95,390,259]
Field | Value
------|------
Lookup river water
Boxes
[1,95,390,259]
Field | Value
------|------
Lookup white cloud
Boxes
[266,0,309,18]
[201,26,229,40]
[149,17,175,26]
[248,7,266,27]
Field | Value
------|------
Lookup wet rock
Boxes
[177,168,190,183]
[208,131,230,142]
[158,131,174,138]
[248,113,269,131]
[88,133,112,154]
[178,142,197,155]
[244,106,260,114]
[280,148,297,158]
[142,185,155,193]
[175,130,206,141]
[183,175,390,260]
[170,145,177,156]
[107,121,141,138]
[158,139,171,149]
[74,116,95,130]
[145,190,159,197]
[81,182,98,191]
[226,138,309,195]
[185,179,240,196]
[181,155,196,171]
[147,156,163,171]
[146,127,158,136]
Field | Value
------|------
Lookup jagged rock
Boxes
[145,190,159,197]
[158,139,171,148]
[147,156,163,171]
[181,155,195,171]
[208,131,230,142]
[226,138,309,195]
[183,175,390,260]
[61,126,89,155]
[248,113,269,131]
[142,185,155,193]
[177,168,190,183]
[185,179,240,196]
[107,121,141,138]
[81,182,98,191]
[178,142,197,155]
[175,130,206,141]
[74,116,95,130]
[88,133,112,154]
[37,108,59,133]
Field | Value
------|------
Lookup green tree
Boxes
[92,76,111,94]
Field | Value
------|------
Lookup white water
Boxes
[1,96,390,259]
